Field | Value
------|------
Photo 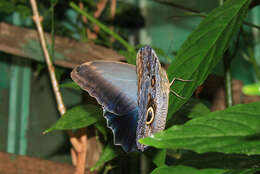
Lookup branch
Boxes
[30,0,66,116]
[30,0,87,174]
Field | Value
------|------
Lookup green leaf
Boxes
[44,105,102,133]
[223,168,260,174]
[60,81,81,90]
[94,120,109,141]
[187,102,211,119]
[140,102,260,155]
[152,149,167,167]
[151,165,226,174]
[167,0,251,119]
[242,82,260,96]
[173,151,260,169]
[91,143,121,171]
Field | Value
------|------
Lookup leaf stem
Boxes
[224,51,233,108]
[140,153,149,174]
[51,0,56,60]
[247,47,260,81]
[243,21,260,30]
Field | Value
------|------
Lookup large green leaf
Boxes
[223,168,260,174]
[167,0,251,118]
[151,165,226,174]
[173,151,260,169]
[44,105,102,133]
[140,102,260,155]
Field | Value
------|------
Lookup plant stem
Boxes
[224,51,233,108]
[244,21,260,30]
[153,0,200,13]
[30,1,87,173]
[140,153,149,174]
[247,47,260,81]
[70,2,134,53]
[51,0,56,60]
[30,0,66,116]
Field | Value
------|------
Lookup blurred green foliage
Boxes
[2,0,260,174]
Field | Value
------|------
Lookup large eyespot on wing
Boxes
[71,61,138,115]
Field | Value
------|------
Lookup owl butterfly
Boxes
[71,46,190,152]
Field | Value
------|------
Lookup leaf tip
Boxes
[43,128,52,134]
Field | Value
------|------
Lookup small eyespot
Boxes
[146,107,154,125]
[151,75,156,87]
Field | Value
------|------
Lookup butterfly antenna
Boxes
[170,89,185,99]
[169,77,193,99]
[169,78,193,87]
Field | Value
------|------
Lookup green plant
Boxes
[41,0,260,173]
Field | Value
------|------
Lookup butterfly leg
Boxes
[169,78,193,99]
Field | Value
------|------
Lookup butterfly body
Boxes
[71,46,170,152]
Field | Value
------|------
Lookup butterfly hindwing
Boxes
[104,109,138,152]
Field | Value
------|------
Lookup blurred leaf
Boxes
[242,82,260,96]
[152,149,167,167]
[167,0,251,119]
[60,81,81,90]
[44,105,102,133]
[174,151,260,169]
[55,66,66,82]
[223,168,260,174]
[94,120,109,141]
[140,102,260,155]
[119,49,137,65]
[151,165,226,174]
[91,143,121,171]
[166,98,210,127]
[152,47,172,63]
[187,102,210,119]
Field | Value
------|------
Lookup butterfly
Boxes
[71,46,190,152]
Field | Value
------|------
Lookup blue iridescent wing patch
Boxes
[104,108,138,152]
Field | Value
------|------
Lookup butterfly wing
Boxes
[71,61,139,152]
[71,61,138,114]
[104,109,138,152]
[136,46,170,151]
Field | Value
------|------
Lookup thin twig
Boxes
[93,0,108,34]
[70,2,134,53]
[109,0,117,44]
[153,0,200,13]
[79,1,96,40]
[30,0,86,174]
[30,0,66,115]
